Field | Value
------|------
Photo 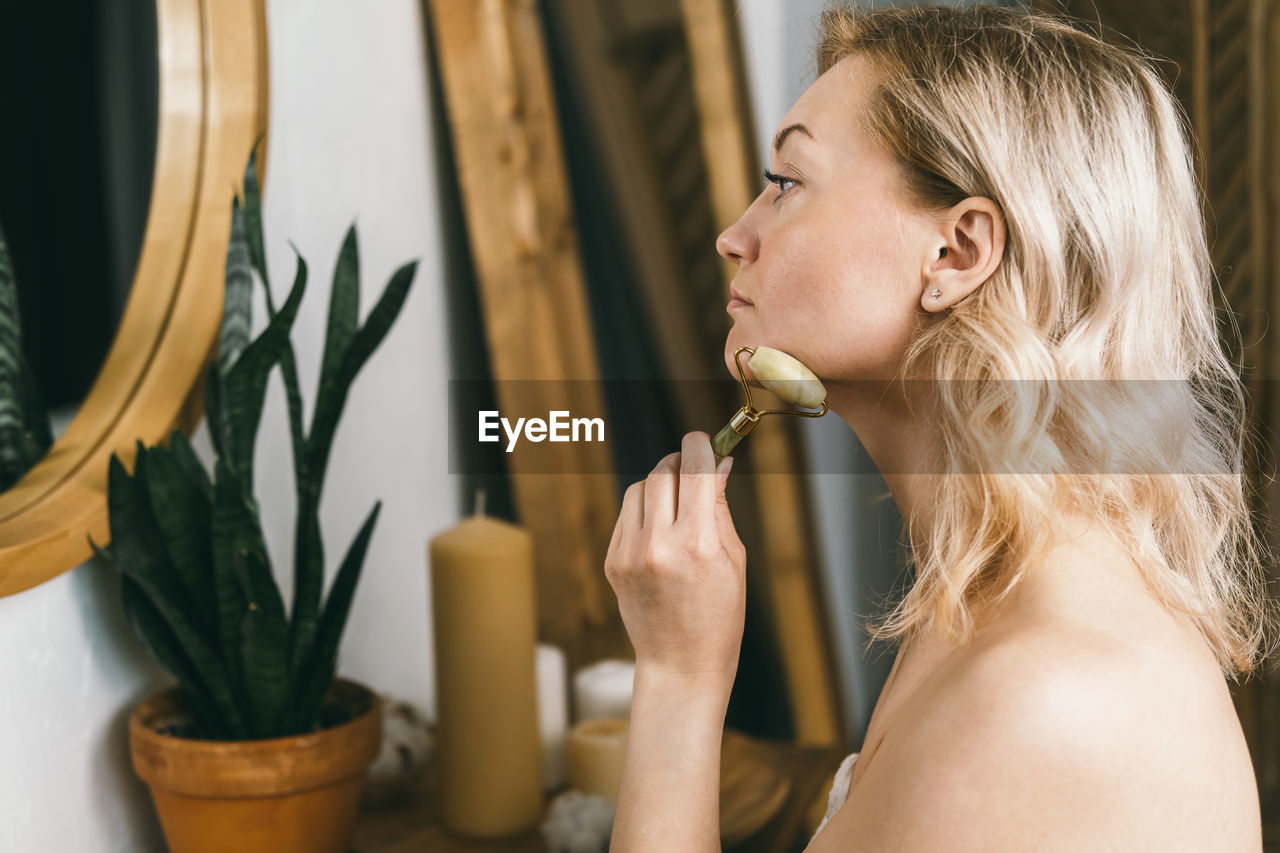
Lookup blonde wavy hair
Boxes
[818,3,1280,679]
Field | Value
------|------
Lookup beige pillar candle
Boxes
[429,491,543,837]
[566,718,630,802]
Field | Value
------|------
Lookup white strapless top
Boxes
[809,751,860,844]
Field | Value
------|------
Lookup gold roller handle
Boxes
[711,346,828,466]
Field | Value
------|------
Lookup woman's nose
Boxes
[715,216,758,266]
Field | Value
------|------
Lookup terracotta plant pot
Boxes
[130,679,382,853]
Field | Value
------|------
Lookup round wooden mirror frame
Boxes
[0,0,269,596]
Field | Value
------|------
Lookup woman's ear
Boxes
[921,197,1005,311]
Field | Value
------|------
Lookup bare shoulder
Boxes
[812,623,1261,852]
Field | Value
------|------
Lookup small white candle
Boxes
[572,658,635,723]
[536,643,568,791]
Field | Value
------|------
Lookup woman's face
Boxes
[718,52,945,384]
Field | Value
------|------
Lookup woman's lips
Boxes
[728,286,753,311]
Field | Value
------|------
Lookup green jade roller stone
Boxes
[711,346,827,464]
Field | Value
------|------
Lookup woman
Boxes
[604,3,1278,851]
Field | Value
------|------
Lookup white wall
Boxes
[0,560,170,852]
[0,1,454,849]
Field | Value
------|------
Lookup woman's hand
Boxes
[604,431,746,688]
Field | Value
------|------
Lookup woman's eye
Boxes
[762,169,798,199]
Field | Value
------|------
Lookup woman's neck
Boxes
[824,378,944,542]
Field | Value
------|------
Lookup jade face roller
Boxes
[711,346,828,464]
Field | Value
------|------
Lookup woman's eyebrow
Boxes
[772,122,813,153]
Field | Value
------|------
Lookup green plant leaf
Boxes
[204,362,230,462]
[263,254,320,676]
[222,255,306,490]
[115,565,229,739]
[167,429,214,504]
[306,260,417,492]
[314,226,359,439]
[288,257,414,695]
[109,446,190,609]
[287,502,324,699]
[242,139,269,288]
[235,545,290,737]
[220,199,253,376]
[273,248,311,490]
[142,439,216,633]
[210,456,260,721]
[243,241,321,688]
[106,451,248,737]
[107,144,418,743]
[255,243,313,519]
[0,220,51,490]
[95,527,228,738]
[0,221,23,481]
[288,501,381,732]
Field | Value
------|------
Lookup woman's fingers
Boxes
[639,433,724,532]
[676,431,717,531]
[605,433,746,681]
[644,451,680,530]
[612,480,645,556]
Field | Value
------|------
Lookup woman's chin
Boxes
[723,341,762,385]
[723,339,748,378]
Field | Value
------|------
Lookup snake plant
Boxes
[0,221,53,491]
[92,146,418,739]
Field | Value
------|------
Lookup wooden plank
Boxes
[541,0,726,435]
[425,0,630,676]
[1264,0,1280,558]
[1192,0,1210,197]
[679,0,758,284]
[679,0,845,747]
[1254,0,1280,812]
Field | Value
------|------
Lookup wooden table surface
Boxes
[351,730,847,853]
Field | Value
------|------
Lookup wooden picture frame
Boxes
[0,0,270,596]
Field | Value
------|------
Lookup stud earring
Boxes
[931,289,942,300]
